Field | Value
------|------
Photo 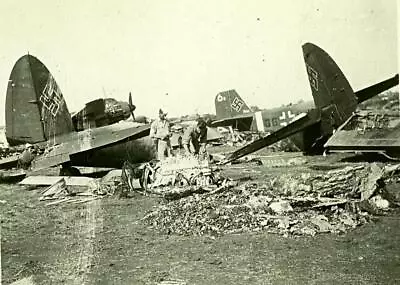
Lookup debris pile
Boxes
[0,146,23,159]
[0,144,45,160]
[222,129,259,147]
[38,171,123,206]
[123,156,232,197]
[354,112,391,133]
[143,163,399,236]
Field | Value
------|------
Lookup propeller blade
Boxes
[129,92,133,107]
[128,92,136,121]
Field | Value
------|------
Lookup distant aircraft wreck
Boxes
[211,89,314,133]
[223,42,399,163]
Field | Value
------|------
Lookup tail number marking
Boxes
[217,94,226,102]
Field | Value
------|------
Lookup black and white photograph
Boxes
[0,0,399,284]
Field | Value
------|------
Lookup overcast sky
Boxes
[0,0,398,123]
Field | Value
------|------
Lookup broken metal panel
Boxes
[325,111,400,153]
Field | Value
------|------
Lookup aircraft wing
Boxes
[222,109,321,164]
[31,122,150,170]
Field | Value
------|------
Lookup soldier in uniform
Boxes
[150,109,172,160]
[182,118,208,159]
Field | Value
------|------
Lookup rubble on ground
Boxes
[38,170,123,206]
[0,144,45,160]
[0,146,24,159]
[143,162,399,237]
[122,156,233,197]
[222,129,259,147]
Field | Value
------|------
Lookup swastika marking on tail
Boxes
[306,64,319,91]
[231,97,244,112]
[39,74,63,117]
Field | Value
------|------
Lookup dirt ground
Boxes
[1,151,400,284]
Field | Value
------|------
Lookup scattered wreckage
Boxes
[325,110,400,159]
[3,144,400,238]
[18,169,125,206]
[141,161,400,237]
[122,156,235,199]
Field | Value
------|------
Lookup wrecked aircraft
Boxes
[71,93,148,131]
[324,110,400,159]
[211,89,315,132]
[4,54,155,173]
[2,54,224,174]
[223,42,399,163]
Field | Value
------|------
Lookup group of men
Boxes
[149,109,208,160]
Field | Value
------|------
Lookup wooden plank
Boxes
[71,197,101,204]
[46,197,71,206]
[76,192,96,196]
[19,176,96,186]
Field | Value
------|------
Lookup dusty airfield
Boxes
[1,150,400,285]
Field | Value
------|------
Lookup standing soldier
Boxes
[150,109,172,160]
[18,143,35,170]
[182,118,208,159]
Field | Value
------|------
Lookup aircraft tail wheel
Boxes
[60,166,81,176]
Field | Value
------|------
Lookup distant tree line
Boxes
[250,106,261,112]
[357,90,399,111]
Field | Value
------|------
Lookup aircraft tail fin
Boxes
[302,43,358,125]
[5,55,74,146]
[215,89,252,119]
